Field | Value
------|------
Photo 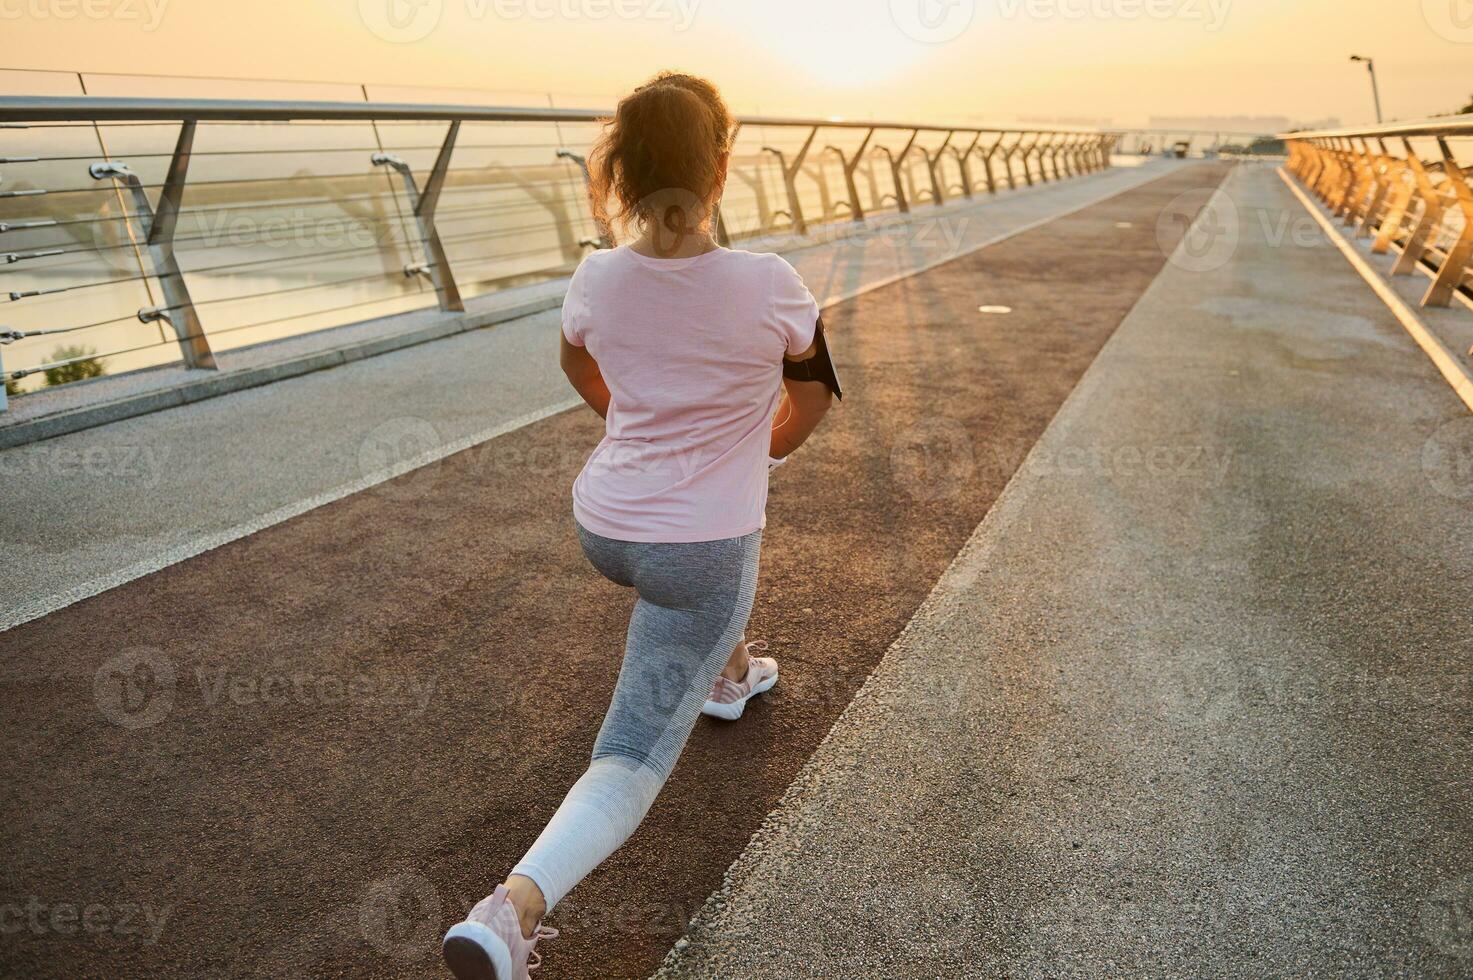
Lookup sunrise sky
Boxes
[3,0,1469,127]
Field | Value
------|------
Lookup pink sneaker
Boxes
[442,885,558,980]
[702,643,779,720]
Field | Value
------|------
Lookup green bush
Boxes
[4,376,19,399]
[43,345,107,387]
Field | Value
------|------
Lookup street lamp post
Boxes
[1349,55,1383,124]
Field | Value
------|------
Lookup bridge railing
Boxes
[0,96,1118,404]
[1282,116,1473,309]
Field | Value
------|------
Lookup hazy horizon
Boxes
[3,0,1469,127]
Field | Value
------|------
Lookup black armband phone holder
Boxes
[782,316,842,400]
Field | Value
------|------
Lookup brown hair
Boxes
[588,72,734,243]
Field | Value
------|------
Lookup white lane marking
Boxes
[0,399,581,632]
[1278,168,1473,414]
[4,164,1180,633]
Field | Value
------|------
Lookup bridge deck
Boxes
[659,162,1473,979]
[3,160,1470,979]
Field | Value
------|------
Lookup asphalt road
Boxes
[657,163,1473,979]
[0,162,1230,979]
[0,159,1177,630]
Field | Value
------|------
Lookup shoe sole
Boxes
[443,921,514,980]
[701,669,778,720]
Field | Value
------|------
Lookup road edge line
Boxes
[1277,167,1473,414]
[0,398,581,633]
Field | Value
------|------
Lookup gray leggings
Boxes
[509,521,761,909]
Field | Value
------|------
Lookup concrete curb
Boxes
[0,294,563,450]
[1278,168,1473,414]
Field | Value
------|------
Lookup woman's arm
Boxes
[560,333,611,419]
[770,338,833,458]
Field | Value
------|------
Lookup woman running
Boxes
[441,71,836,979]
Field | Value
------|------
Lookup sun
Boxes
[733,3,932,88]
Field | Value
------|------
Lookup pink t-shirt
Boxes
[562,245,820,543]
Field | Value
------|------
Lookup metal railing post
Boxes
[950,131,981,198]
[372,119,465,312]
[1001,133,1023,189]
[1423,137,1473,307]
[1341,138,1377,227]
[824,126,874,224]
[922,131,953,205]
[762,124,819,236]
[1355,138,1394,240]
[979,133,1004,193]
[1371,159,1417,255]
[554,148,613,250]
[89,120,217,371]
[873,130,920,214]
[1038,134,1057,183]
[1331,138,1361,217]
[1022,134,1042,186]
[1391,141,1447,277]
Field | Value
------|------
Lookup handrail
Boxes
[0,95,1112,135]
[1281,118,1473,309]
[0,96,1123,404]
[1279,115,1473,140]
